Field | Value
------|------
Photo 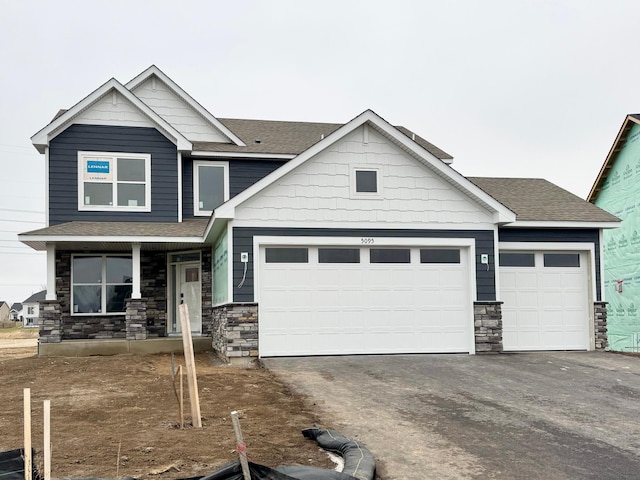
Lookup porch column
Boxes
[45,244,56,300]
[132,243,141,299]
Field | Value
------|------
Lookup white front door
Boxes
[500,251,590,351]
[169,255,202,335]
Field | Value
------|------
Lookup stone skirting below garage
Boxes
[211,303,258,364]
[594,301,608,349]
[474,301,503,353]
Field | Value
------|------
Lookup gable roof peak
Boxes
[125,65,246,146]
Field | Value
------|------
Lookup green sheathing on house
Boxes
[213,229,229,305]
[596,122,640,351]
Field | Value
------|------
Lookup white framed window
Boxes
[193,160,229,216]
[78,151,151,212]
[71,255,132,315]
[27,306,35,315]
[350,166,382,199]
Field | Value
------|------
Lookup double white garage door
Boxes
[258,243,473,356]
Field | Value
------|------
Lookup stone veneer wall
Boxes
[141,251,167,337]
[211,303,258,362]
[39,300,62,343]
[125,298,148,340]
[201,249,213,336]
[594,301,608,350]
[474,301,503,353]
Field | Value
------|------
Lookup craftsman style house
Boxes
[20,66,619,361]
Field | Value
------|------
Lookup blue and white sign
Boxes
[87,160,110,173]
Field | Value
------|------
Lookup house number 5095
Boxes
[361,238,374,244]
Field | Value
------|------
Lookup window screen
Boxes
[355,170,377,193]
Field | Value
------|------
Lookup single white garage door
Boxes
[258,244,473,356]
[500,252,590,351]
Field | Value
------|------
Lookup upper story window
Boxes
[78,151,151,212]
[351,166,382,199]
[193,160,228,216]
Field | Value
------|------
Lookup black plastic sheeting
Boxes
[179,427,375,480]
[0,449,40,480]
[0,428,374,480]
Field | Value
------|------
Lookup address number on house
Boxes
[361,238,375,244]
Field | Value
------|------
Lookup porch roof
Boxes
[18,220,209,251]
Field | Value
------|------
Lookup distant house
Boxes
[0,302,9,323]
[588,114,640,352]
[10,303,23,322]
[22,291,46,327]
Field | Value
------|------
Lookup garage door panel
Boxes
[501,252,589,351]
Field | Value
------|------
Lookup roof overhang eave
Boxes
[500,220,621,229]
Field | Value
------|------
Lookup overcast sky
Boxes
[1,0,638,304]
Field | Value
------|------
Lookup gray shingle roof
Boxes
[468,177,620,223]
[23,290,46,303]
[191,118,453,160]
[21,220,208,237]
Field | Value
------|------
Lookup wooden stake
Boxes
[230,411,251,480]
[179,304,202,428]
[178,364,184,429]
[23,388,32,480]
[44,400,51,480]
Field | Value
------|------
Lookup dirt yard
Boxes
[0,334,334,479]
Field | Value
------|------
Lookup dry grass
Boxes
[0,325,40,339]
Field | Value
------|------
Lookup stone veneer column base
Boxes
[39,300,62,343]
[125,298,148,340]
[474,301,503,353]
[594,301,608,350]
[212,303,258,364]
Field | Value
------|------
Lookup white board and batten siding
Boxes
[232,126,496,229]
[499,245,594,351]
[131,77,230,143]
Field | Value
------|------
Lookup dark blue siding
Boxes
[182,158,286,219]
[498,228,602,300]
[49,124,178,225]
[232,227,496,303]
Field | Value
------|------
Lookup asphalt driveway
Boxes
[263,352,640,480]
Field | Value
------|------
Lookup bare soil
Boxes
[0,347,334,479]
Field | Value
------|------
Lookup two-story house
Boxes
[19,66,619,362]
[22,290,46,327]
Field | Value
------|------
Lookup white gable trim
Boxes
[191,151,295,160]
[31,78,192,153]
[125,65,246,147]
[208,110,515,236]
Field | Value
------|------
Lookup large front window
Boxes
[72,255,132,314]
[78,151,151,211]
[193,160,228,215]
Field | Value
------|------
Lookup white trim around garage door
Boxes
[253,235,478,356]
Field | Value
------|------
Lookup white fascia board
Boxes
[230,219,496,231]
[253,235,476,247]
[203,213,231,244]
[365,118,516,223]
[191,151,295,160]
[125,65,246,147]
[503,221,621,229]
[31,78,192,153]
[19,234,205,244]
